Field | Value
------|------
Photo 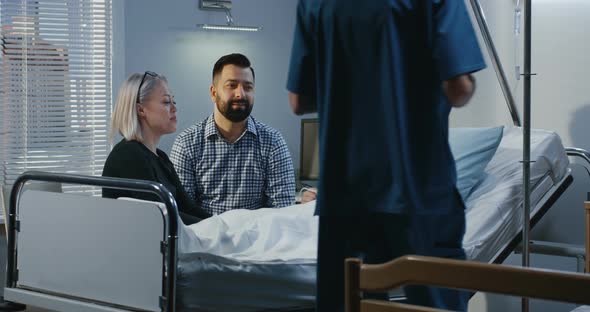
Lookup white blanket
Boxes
[175,202,319,311]
[178,201,318,262]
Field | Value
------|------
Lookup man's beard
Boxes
[217,96,253,123]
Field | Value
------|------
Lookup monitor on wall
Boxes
[299,118,320,181]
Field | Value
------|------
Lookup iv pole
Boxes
[521,0,533,311]
[468,1,532,311]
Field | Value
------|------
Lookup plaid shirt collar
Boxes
[204,114,258,141]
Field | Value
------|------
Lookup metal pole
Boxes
[522,0,533,311]
[469,0,522,127]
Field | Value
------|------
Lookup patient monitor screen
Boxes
[299,119,320,181]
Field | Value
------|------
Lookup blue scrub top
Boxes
[287,0,486,216]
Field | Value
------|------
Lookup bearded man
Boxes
[171,53,299,215]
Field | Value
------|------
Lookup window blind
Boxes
[0,0,112,194]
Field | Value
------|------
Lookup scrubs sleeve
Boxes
[287,0,316,97]
[431,0,487,80]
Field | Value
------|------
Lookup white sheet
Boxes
[179,201,318,262]
[177,202,318,311]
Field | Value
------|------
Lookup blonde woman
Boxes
[102,71,211,225]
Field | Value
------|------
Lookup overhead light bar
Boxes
[197,0,261,32]
[196,24,262,32]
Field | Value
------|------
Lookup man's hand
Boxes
[289,92,317,115]
[443,74,476,108]
[300,188,317,203]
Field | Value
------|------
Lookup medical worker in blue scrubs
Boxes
[286,1,486,311]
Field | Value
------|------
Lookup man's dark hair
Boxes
[212,53,255,83]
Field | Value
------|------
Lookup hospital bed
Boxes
[1,127,587,312]
[463,127,572,263]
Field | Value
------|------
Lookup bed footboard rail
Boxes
[5,171,179,312]
[346,255,590,312]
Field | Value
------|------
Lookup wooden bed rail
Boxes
[345,255,590,312]
[585,200,590,273]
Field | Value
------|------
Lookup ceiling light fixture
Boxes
[196,0,262,32]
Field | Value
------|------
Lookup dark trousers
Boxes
[315,209,468,311]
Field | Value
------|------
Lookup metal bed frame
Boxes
[4,172,179,312]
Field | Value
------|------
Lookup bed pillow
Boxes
[449,126,504,201]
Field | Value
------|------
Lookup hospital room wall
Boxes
[457,2,590,311]
[456,0,590,149]
[117,0,303,164]
[525,0,590,252]
[453,0,590,246]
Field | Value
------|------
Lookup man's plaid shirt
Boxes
[170,115,296,215]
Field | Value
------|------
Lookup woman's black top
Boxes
[102,139,211,224]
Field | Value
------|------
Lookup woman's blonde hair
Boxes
[110,72,168,142]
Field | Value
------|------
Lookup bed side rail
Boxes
[566,147,590,182]
[523,148,590,270]
[566,147,590,273]
[585,200,590,273]
[5,171,179,312]
[566,147,590,165]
